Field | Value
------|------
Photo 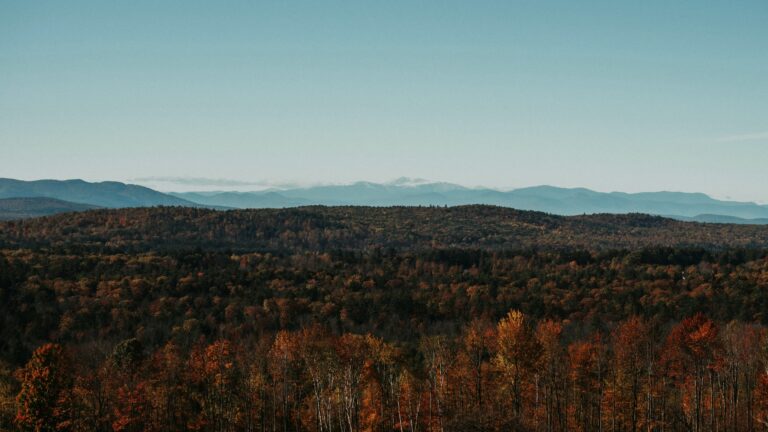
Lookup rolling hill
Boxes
[0,197,100,220]
[3,205,768,252]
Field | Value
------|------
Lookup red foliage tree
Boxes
[15,343,75,432]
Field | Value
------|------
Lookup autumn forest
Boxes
[1,206,768,431]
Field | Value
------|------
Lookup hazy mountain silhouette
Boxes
[0,178,196,208]
[671,214,768,225]
[171,181,768,221]
[172,191,310,208]
[3,178,768,223]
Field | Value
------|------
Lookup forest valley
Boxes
[0,206,768,431]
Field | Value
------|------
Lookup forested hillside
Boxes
[1,206,767,431]
[3,205,768,252]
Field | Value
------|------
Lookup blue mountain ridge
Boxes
[2,178,767,223]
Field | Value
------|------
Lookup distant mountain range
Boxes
[170,178,768,222]
[0,178,196,208]
[2,177,768,224]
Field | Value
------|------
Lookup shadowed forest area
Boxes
[1,206,768,431]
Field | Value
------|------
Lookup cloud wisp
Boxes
[130,177,301,191]
[715,131,768,143]
[132,177,266,187]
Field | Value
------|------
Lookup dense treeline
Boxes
[2,206,768,430]
[4,313,768,431]
[3,206,768,252]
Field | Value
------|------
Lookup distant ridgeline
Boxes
[0,178,198,210]
[170,182,768,223]
[2,177,768,223]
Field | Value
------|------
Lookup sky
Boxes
[1,1,767,201]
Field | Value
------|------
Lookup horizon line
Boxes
[2,176,766,206]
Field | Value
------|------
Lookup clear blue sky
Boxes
[2,1,767,201]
